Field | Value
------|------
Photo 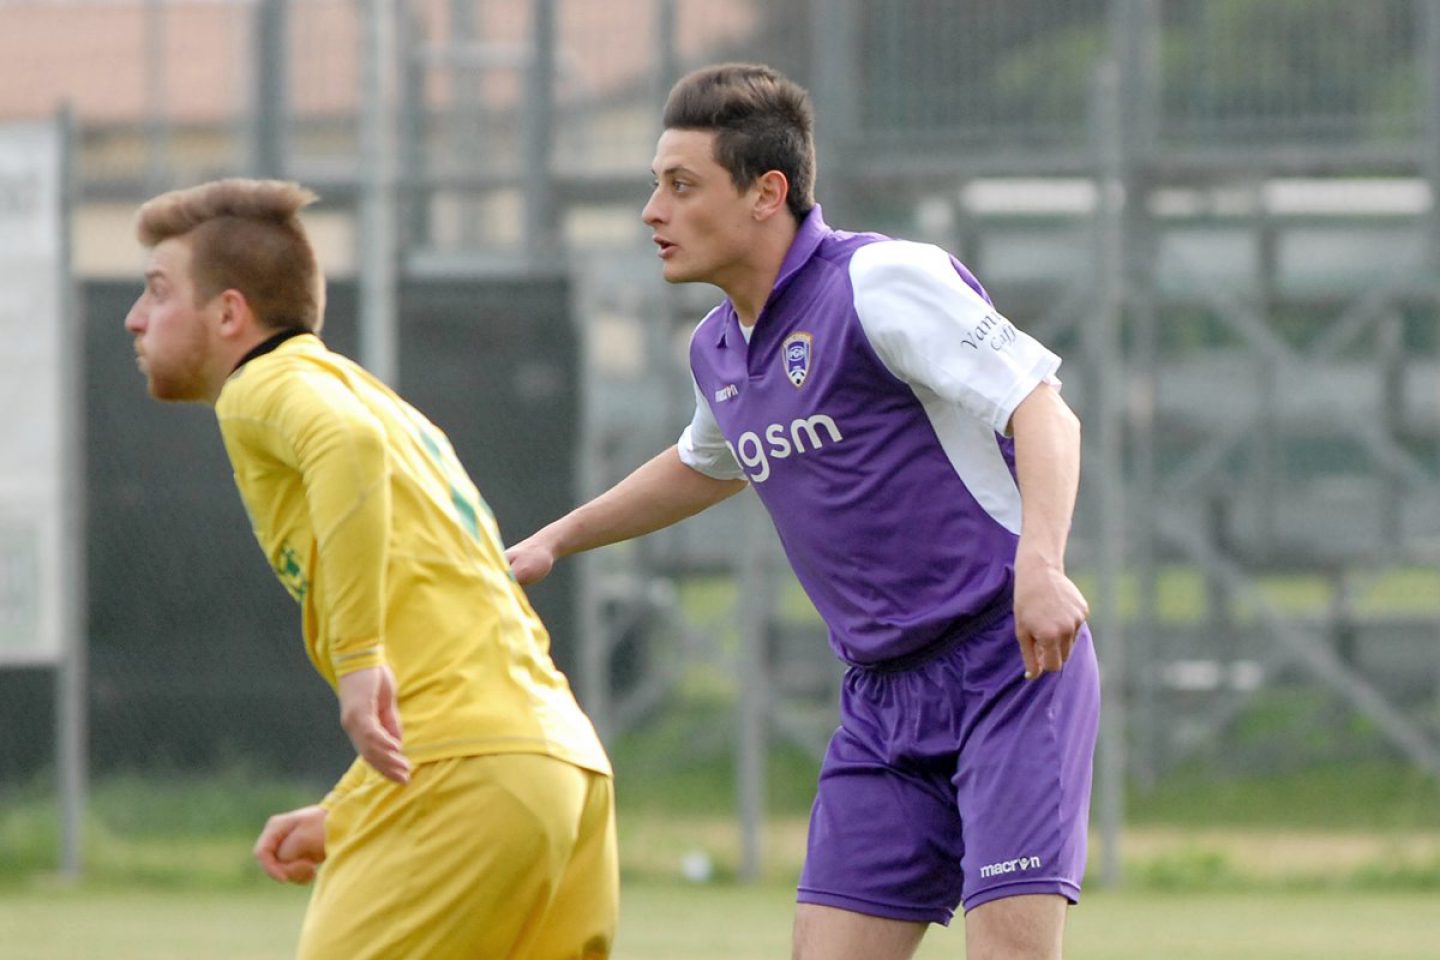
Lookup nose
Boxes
[641,188,664,227]
[124,298,145,334]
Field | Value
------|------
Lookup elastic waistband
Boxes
[844,592,1013,674]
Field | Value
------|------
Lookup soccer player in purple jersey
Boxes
[507,63,1100,960]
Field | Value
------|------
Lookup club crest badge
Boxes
[782,332,813,388]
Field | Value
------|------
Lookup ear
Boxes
[751,170,790,222]
[215,288,257,341]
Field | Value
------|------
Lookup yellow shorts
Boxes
[297,753,617,960]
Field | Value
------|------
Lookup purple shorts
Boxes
[797,610,1100,926]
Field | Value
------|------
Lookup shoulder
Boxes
[848,239,968,291]
[809,228,891,277]
[804,234,991,313]
[220,351,311,409]
[218,342,356,428]
[847,240,996,326]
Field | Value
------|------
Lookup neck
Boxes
[723,215,799,327]
[202,328,289,405]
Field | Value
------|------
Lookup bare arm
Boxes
[506,446,747,584]
[1008,382,1090,679]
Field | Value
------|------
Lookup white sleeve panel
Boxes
[849,240,1061,435]
[676,375,747,481]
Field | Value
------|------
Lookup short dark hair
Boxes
[663,63,816,223]
[136,178,325,334]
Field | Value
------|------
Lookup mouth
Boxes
[653,238,677,259]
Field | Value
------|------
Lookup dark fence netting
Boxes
[0,274,577,782]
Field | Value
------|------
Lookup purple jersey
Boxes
[678,207,1061,665]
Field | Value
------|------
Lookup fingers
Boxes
[371,672,410,783]
[254,806,328,885]
[338,666,412,784]
[263,849,319,884]
[252,818,291,883]
[348,717,411,784]
[281,859,319,885]
[1031,634,1062,677]
[1012,567,1089,679]
[1060,629,1077,663]
[375,665,406,748]
[1020,627,1079,680]
[1018,630,1041,680]
[377,688,404,745]
[254,815,315,884]
[369,735,412,784]
[504,543,553,586]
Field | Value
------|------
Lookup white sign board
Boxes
[0,119,67,664]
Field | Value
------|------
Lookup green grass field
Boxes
[5,693,1440,958]
[3,882,1439,959]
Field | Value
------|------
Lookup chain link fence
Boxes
[0,0,1438,880]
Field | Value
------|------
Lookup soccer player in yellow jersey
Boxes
[124,178,617,960]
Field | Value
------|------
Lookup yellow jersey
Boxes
[214,333,610,800]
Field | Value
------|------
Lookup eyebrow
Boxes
[652,164,699,179]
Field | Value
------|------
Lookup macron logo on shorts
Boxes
[979,855,1043,879]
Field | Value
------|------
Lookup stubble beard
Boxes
[143,331,212,403]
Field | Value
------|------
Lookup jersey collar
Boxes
[715,204,830,348]
[772,203,829,298]
[232,327,312,373]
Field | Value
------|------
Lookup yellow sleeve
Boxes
[291,373,391,676]
[239,366,392,677]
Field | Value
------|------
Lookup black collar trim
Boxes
[233,328,310,373]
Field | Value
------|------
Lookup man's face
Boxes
[642,128,758,288]
[125,237,219,402]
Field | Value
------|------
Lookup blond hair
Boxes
[136,179,326,334]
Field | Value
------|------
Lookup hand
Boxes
[253,804,327,884]
[1013,556,1089,680]
[505,536,556,586]
[337,664,411,784]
